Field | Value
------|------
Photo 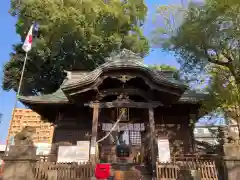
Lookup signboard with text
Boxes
[157,139,171,163]
[35,143,51,155]
[58,141,90,163]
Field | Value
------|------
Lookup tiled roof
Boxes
[18,49,207,105]
[178,90,208,103]
[62,49,187,90]
[18,89,69,104]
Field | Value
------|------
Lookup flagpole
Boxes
[4,52,28,154]
[17,52,28,97]
[4,22,36,154]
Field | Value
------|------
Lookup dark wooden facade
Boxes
[18,49,207,177]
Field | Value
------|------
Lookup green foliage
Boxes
[203,65,240,117]
[154,0,240,130]
[148,64,177,71]
[3,0,149,95]
[200,64,240,137]
[148,64,181,80]
[154,0,240,83]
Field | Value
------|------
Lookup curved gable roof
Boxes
[62,49,187,93]
[18,50,207,106]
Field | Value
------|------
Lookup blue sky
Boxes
[0,0,200,143]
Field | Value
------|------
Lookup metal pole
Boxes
[4,52,28,154]
[17,52,28,97]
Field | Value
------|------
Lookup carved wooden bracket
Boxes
[117,75,135,83]
[115,94,130,102]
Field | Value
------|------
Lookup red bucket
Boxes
[95,163,111,179]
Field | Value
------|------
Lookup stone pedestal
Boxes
[7,145,37,158]
[2,145,37,180]
[223,144,240,180]
[2,157,37,180]
[177,169,201,180]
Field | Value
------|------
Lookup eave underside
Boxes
[18,89,206,120]
[18,70,207,121]
[19,92,205,105]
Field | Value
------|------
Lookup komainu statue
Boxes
[14,126,36,146]
[8,126,36,157]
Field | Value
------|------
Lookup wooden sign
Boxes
[58,142,90,163]
[117,108,129,122]
[157,139,171,163]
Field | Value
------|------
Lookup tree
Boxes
[154,0,240,85]
[202,65,240,138]
[154,0,240,136]
[3,0,149,95]
[148,64,177,71]
[148,64,181,80]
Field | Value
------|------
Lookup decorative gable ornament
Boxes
[106,49,143,62]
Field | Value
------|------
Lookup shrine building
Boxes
[18,49,207,176]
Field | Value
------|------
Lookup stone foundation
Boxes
[223,143,240,180]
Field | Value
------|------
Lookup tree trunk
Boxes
[236,117,240,140]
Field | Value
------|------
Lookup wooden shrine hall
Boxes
[18,49,208,177]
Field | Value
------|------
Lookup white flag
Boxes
[22,25,34,52]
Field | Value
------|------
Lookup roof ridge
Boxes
[106,49,143,62]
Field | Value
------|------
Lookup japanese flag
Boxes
[22,25,34,52]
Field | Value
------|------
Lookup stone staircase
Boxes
[111,163,152,180]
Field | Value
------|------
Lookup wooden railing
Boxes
[34,162,93,180]
[156,156,218,180]
[34,156,219,180]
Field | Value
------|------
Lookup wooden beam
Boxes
[189,113,197,153]
[97,88,152,101]
[85,101,162,108]
[149,107,157,178]
[90,103,99,165]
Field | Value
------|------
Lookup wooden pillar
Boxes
[189,113,197,153]
[148,107,157,178]
[90,104,99,165]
